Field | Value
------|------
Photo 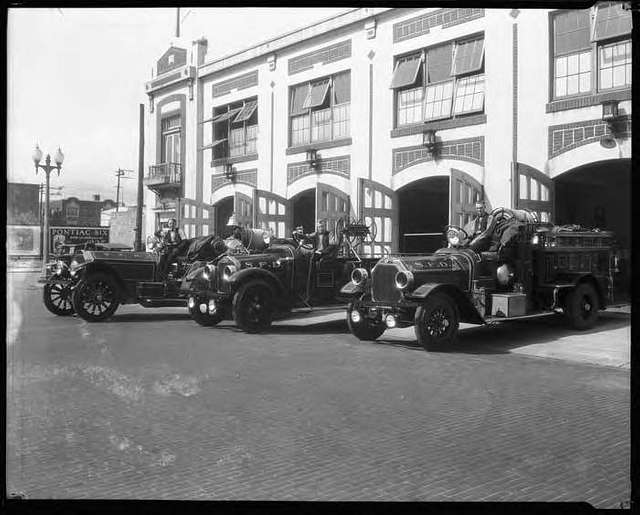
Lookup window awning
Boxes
[427,43,452,83]
[234,100,258,122]
[554,10,591,55]
[212,108,242,123]
[200,115,216,124]
[389,56,422,89]
[302,79,330,109]
[199,139,227,151]
[451,38,485,76]
[592,2,632,42]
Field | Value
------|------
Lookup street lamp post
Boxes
[32,144,64,275]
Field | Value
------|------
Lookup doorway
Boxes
[291,189,315,234]
[397,177,449,253]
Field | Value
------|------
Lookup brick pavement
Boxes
[6,275,631,506]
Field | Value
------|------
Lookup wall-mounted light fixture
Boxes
[422,129,437,154]
[224,162,235,180]
[601,100,620,129]
[306,149,319,170]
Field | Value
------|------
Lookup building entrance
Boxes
[291,189,316,235]
[214,196,234,236]
[554,159,631,296]
[398,177,449,253]
[554,160,630,245]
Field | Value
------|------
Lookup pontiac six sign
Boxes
[49,226,110,254]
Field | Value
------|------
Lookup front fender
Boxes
[230,268,284,298]
[340,282,366,296]
[405,282,484,325]
[405,282,446,300]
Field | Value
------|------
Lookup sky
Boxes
[7,7,350,205]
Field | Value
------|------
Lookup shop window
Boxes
[289,71,350,147]
[391,36,484,127]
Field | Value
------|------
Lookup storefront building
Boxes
[143,4,631,255]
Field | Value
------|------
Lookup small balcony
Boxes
[145,162,183,195]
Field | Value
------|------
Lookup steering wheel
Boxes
[291,230,314,250]
[298,239,315,251]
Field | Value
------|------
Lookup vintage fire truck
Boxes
[341,208,620,351]
[182,222,380,332]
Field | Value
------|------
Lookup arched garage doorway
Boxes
[397,177,449,253]
[291,189,315,234]
[554,159,631,297]
[554,159,630,248]
[214,196,234,236]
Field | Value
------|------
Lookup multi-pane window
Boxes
[289,71,351,147]
[599,40,631,89]
[391,36,485,127]
[211,98,258,159]
[161,114,181,164]
[551,3,631,99]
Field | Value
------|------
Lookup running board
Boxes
[290,304,345,314]
[484,311,559,323]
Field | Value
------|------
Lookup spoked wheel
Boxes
[414,293,459,351]
[189,302,224,327]
[232,280,274,333]
[72,272,120,322]
[347,301,385,341]
[564,282,600,330]
[43,281,75,316]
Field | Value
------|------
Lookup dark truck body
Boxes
[182,238,379,332]
[64,233,234,322]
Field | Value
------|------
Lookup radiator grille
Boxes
[371,263,403,304]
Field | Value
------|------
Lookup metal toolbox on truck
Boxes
[491,293,527,318]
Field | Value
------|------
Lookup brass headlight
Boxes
[202,263,215,281]
[351,268,368,286]
[447,228,461,247]
[497,264,514,286]
[394,270,414,290]
[222,264,237,281]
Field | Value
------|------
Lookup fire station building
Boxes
[143,5,631,255]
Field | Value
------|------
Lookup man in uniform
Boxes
[469,200,489,238]
[159,218,185,278]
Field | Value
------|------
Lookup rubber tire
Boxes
[347,302,385,341]
[564,282,600,330]
[190,303,224,327]
[232,280,274,333]
[43,280,75,316]
[414,293,460,351]
[71,272,120,322]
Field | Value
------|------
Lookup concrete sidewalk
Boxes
[277,307,631,369]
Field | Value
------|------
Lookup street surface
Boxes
[6,270,630,506]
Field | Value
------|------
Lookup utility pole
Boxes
[134,104,145,252]
[114,168,134,212]
[176,7,180,37]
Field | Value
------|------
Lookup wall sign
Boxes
[49,226,110,253]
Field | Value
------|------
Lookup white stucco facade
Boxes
[143,5,631,252]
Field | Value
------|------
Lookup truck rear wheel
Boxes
[564,282,599,330]
[232,280,273,333]
[414,293,459,351]
[347,302,385,341]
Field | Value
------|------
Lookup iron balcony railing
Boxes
[146,162,182,186]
